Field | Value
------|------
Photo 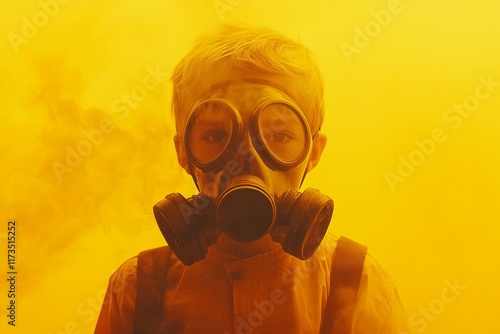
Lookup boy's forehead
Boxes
[209,83,290,107]
[199,79,293,104]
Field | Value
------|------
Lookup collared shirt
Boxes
[95,234,409,333]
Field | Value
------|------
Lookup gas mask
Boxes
[154,81,334,266]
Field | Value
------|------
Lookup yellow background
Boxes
[1,0,499,333]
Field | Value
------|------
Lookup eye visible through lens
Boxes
[258,103,307,163]
[187,101,234,165]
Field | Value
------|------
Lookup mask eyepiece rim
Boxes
[251,98,312,171]
[184,98,242,173]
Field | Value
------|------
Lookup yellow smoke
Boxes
[0,0,499,333]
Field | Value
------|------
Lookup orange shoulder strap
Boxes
[133,246,171,334]
[321,236,368,334]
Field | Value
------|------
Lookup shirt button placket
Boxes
[230,270,241,281]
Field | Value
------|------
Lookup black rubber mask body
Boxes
[154,176,333,266]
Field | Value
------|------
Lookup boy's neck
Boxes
[213,233,280,259]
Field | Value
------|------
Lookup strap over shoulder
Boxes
[321,236,368,334]
[133,246,171,334]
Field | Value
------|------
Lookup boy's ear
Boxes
[307,132,327,173]
[174,135,191,175]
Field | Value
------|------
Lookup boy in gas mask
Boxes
[95,24,409,334]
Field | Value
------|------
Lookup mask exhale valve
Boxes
[217,177,276,243]
[153,178,334,266]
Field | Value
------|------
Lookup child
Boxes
[95,24,409,334]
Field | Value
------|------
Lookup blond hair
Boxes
[171,24,325,136]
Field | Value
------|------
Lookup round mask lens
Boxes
[186,100,236,167]
[257,103,308,165]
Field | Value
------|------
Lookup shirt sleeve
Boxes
[94,257,138,334]
[352,253,411,334]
